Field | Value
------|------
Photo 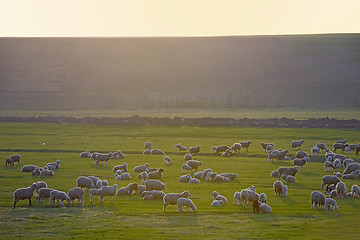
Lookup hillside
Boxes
[0,34,359,108]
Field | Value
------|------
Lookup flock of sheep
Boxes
[8,138,360,214]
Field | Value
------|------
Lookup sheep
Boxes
[231,143,242,153]
[211,146,217,153]
[40,169,55,177]
[49,190,71,206]
[239,140,252,152]
[10,154,21,164]
[34,181,47,193]
[182,164,192,174]
[188,145,200,156]
[179,174,192,183]
[45,160,62,170]
[96,179,108,189]
[212,200,224,207]
[282,185,288,197]
[259,203,272,213]
[143,150,151,154]
[333,143,349,153]
[271,170,279,178]
[201,169,213,179]
[293,157,308,171]
[177,198,197,213]
[151,149,166,155]
[351,184,360,198]
[116,186,131,196]
[91,152,98,164]
[268,150,282,162]
[280,173,287,181]
[68,187,85,206]
[111,150,125,159]
[336,138,347,144]
[311,191,326,209]
[239,189,251,207]
[259,193,267,203]
[333,159,342,171]
[174,143,187,151]
[36,188,54,203]
[113,162,128,172]
[336,182,347,198]
[277,166,299,179]
[32,167,41,176]
[138,171,149,184]
[261,142,274,152]
[333,172,342,178]
[193,171,203,179]
[332,154,346,163]
[273,180,283,196]
[316,142,327,152]
[205,172,217,181]
[343,159,355,169]
[136,185,146,195]
[221,149,232,157]
[164,156,173,165]
[295,150,309,159]
[324,161,335,172]
[321,175,341,190]
[142,190,165,200]
[188,178,200,184]
[100,184,118,202]
[114,170,125,176]
[87,176,100,185]
[266,145,274,152]
[89,189,103,203]
[145,179,166,191]
[311,147,321,155]
[325,184,336,196]
[220,173,238,180]
[21,165,38,172]
[278,149,290,160]
[285,175,296,183]
[343,173,356,179]
[244,189,260,206]
[349,144,359,153]
[95,152,112,166]
[134,163,150,172]
[148,169,164,179]
[325,152,335,162]
[184,153,193,162]
[77,176,96,190]
[212,175,230,182]
[13,183,37,207]
[292,139,305,149]
[163,190,190,212]
[211,191,227,204]
[80,150,91,158]
[343,163,360,175]
[234,191,241,205]
[115,172,131,180]
[187,160,202,171]
[247,185,256,192]
[144,141,152,150]
[5,158,14,166]
[127,183,139,195]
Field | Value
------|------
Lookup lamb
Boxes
[49,190,71,206]
[138,171,149,184]
[77,176,96,190]
[220,173,238,180]
[333,143,349,153]
[100,184,118,202]
[280,173,287,181]
[13,183,37,207]
[188,145,200,156]
[271,170,279,178]
[211,191,227,204]
[115,172,131,180]
[193,171,203,179]
[80,150,91,158]
[179,174,192,183]
[278,149,290,160]
[311,191,326,209]
[231,143,242,153]
[343,162,360,175]
[184,153,193,161]
[127,183,139,195]
[96,179,108,189]
[285,175,296,183]
[144,141,152,150]
[40,169,55,176]
[5,158,14,166]
[134,163,150,172]
[343,158,355,169]
[145,179,166,191]
[282,184,288,197]
[234,191,241,205]
[148,168,164,179]
[324,198,338,210]
[293,157,308,171]
[212,200,224,207]
[273,180,283,196]
[113,162,128,172]
[187,160,202,171]
[321,175,341,189]
[311,147,321,155]
[163,190,190,212]
[239,140,252,152]
[295,150,309,159]
[259,203,272,213]
[151,149,166,155]
[336,182,347,198]
[324,161,335,172]
[261,142,274,152]
[45,159,62,170]
[211,174,230,182]
[68,187,85,206]
[182,164,193,174]
[177,198,197,212]
[221,149,232,157]
[351,184,360,198]
[142,190,165,200]
[10,154,21,164]
[88,188,102,203]
[21,165,38,172]
[174,143,187,151]
[277,166,299,179]
[268,150,282,162]
[333,159,342,171]
[336,138,347,144]
[95,152,113,166]
[316,142,327,152]
[34,181,47,193]
[188,178,200,184]
[164,156,173,165]
[36,188,54,203]
[259,193,267,203]
[291,139,305,149]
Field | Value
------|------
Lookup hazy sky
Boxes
[1,0,359,37]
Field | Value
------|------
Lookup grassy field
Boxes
[0,122,360,239]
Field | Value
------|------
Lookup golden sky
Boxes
[1,0,359,37]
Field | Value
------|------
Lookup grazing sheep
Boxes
[343,173,356,179]
[177,198,197,212]
[13,183,37,207]
[321,175,341,190]
[164,156,173,165]
[68,187,85,206]
[187,160,202,171]
[49,190,71,207]
[116,187,131,196]
[91,152,98,164]
[100,184,118,202]
[134,163,150,172]
[316,142,327,152]
[80,150,91,158]
[87,176,100,186]
[179,174,192,183]
[333,172,342,178]
[220,173,238,180]
[239,140,252,152]
[324,198,338,210]
[143,150,151,154]
[325,184,336,196]
[142,190,165,200]
[231,143,242,153]
[343,162,360,175]
[336,182,347,198]
[259,203,272,213]
[114,170,125,177]
[295,150,309,159]
[163,190,190,212]
[151,149,166,155]
[10,154,21,164]
[324,161,335,172]
[201,169,213,179]
[36,188,54,203]
[193,171,203,179]
[45,160,62,170]
[174,143,187,151]
[188,178,200,184]
[343,159,355,169]
[311,147,321,155]
[184,153,193,162]
[182,164,193,174]
[113,162,128,172]
[212,175,230,182]
[277,166,299,179]
[212,200,224,207]
[221,149,232,157]
[278,149,290,160]
[273,180,283,197]
[234,191,241,205]
[211,191,227,204]
[34,181,47,193]
[261,142,274,152]
[271,170,279,178]
[5,158,14,166]
[126,183,139,195]
[311,191,326,209]
[111,150,125,159]
[144,141,152,150]
[333,143,349,153]
[293,157,308,171]
[291,139,305,149]
[32,167,41,176]
[280,173,287,181]
[239,189,252,207]
[259,193,267,203]
[333,154,346,163]
[138,171,149,184]
[77,176,96,190]
[95,152,112,166]
[135,185,146,195]
[268,150,282,162]
[148,168,164,179]
[21,165,38,172]
[40,169,55,177]
[115,172,131,180]
[285,175,296,183]
[188,145,200,156]
[145,179,166,191]
[351,185,360,198]
[282,185,288,197]
[89,189,103,203]
[266,145,274,152]
[333,159,342,171]
[336,138,347,144]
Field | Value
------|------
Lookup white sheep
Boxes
[261,142,274,152]
[5,158,14,166]
[273,180,283,196]
[333,159,342,171]
[333,172,342,178]
[13,183,37,207]
[295,150,309,159]
[10,154,21,164]
[220,173,238,180]
[324,161,335,172]
[293,157,308,171]
[311,146,321,155]
[144,141,152,150]
[34,181,47,193]
[68,187,85,206]
[231,143,242,152]
[32,167,41,176]
[89,189,103,203]
[211,191,227,204]
[316,142,327,152]
[189,145,200,156]
[351,184,360,198]
[177,197,197,212]
[80,150,91,158]
[163,190,190,212]
[95,152,112,166]
[321,175,341,190]
[324,198,338,210]
[282,185,288,197]
[21,165,38,172]
[205,172,217,182]
[343,159,355,169]
[116,187,130,196]
[77,176,96,191]
[239,140,252,152]
[138,171,149,184]
[145,179,166,191]
[143,150,151,154]
[127,183,139,195]
[87,176,100,185]
[188,178,200,184]
[113,162,128,172]
[134,163,150,172]
[259,193,267,203]
[184,153,193,162]
[115,172,131,180]
[40,169,55,177]
[193,171,203,179]
[336,182,346,198]
[291,139,305,149]
[259,203,272,213]
[212,174,230,182]
[136,185,146,195]
[36,188,54,203]
[285,175,296,183]
[234,191,241,205]
[151,149,166,155]
[201,169,212,179]
[343,162,360,175]
[174,143,187,151]
[182,164,192,174]
[142,190,165,200]
[164,156,173,165]
[187,160,202,171]
[336,138,347,144]
[311,191,326,209]
[179,174,192,183]
[100,184,118,202]
[271,170,279,178]
[212,200,224,207]
[221,149,232,157]
[49,190,71,207]
[45,160,62,170]
[111,150,125,159]
[114,170,125,176]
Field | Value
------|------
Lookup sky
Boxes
[1,0,360,37]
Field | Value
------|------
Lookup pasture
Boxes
[0,122,360,239]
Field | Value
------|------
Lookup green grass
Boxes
[0,123,360,239]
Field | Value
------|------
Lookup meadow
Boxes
[0,122,360,239]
